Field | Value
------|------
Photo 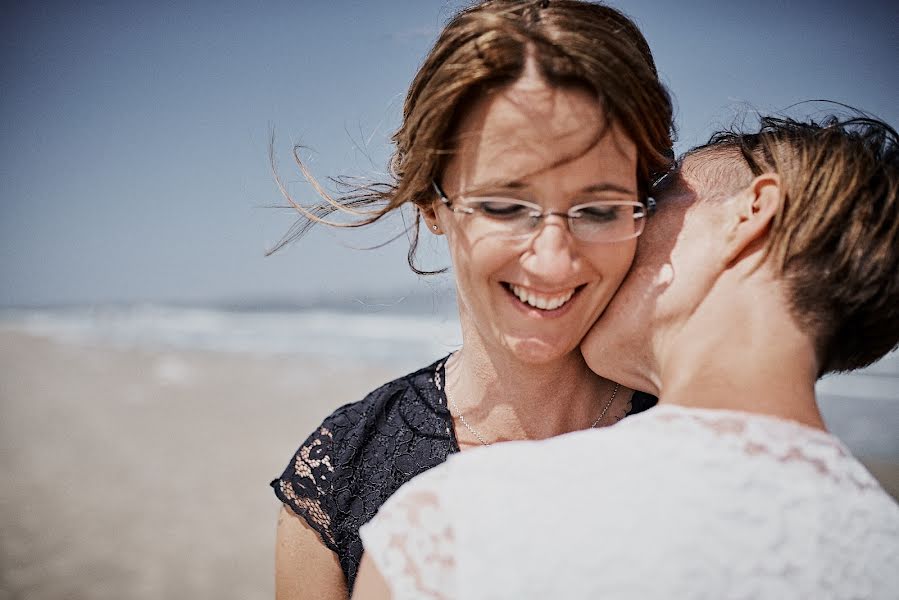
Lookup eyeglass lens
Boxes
[458,198,644,242]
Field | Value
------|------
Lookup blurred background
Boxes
[1,1,897,598]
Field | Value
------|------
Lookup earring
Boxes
[432,224,439,231]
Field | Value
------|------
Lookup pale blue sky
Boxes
[2,0,897,307]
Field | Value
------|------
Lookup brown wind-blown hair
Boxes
[688,114,899,374]
[271,0,674,273]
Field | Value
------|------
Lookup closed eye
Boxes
[573,205,622,222]
[468,199,536,220]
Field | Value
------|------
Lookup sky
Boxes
[1,0,897,307]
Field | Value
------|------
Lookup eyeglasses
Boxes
[432,180,654,243]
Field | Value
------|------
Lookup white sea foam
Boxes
[1,305,895,397]
[1,305,895,456]
[0,305,463,366]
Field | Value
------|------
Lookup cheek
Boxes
[443,228,518,294]
[653,243,712,321]
[586,240,638,283]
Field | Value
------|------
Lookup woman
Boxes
[354,114,899,598]
[271,1,674,597]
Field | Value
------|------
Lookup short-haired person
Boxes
[353,114,899,599]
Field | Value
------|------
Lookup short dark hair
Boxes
[686,114,899,374]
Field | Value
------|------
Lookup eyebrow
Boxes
[581,183,637,195]
[470,180,636,196]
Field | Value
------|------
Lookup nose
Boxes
[520,216,579,281]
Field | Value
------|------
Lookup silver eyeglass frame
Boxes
[431,180,656,242]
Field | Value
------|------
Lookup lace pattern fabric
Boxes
[271,358,459,590]
[360,405,899,599]
[359,467,455,600]
[272,356,657,591]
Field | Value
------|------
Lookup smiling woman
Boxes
[269,1,674,598]
[426,75,641,365]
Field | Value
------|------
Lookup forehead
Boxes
[457,56,601,138]
[445,75,636,192]
[456,82,600,160]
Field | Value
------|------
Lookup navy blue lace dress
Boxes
[271,356,657,591]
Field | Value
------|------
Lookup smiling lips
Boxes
[509,284,577,311]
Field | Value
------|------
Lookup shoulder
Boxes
[364,466,451,538]
[281,357,451,474]
[359,466,456,600]
[315,358,451,452]
[272,357,455,542]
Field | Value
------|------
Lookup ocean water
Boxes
[0,305,463,369]
[2,305,896,457]
[817,352,899,458]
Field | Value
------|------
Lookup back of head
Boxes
[686,114,899,374]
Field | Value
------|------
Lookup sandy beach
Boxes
[0,331,395,600]
[1,329,897,599]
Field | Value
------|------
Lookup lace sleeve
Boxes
[272,423,340,553]
[359,467,456,600]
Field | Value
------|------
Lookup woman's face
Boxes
[431,73,639,365]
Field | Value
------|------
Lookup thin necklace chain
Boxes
[438,361,621,447]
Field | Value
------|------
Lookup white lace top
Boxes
[359,405,899,599]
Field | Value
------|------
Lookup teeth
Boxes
[510,285,576,311]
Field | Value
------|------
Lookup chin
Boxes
[505,335,580,365]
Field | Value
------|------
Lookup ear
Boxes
[420,200,443,235]
[723,173,781,266]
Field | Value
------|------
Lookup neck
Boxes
[447,318,619,445]
[655,275,826,430]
